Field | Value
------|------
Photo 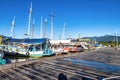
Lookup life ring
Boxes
[26,52,30,56]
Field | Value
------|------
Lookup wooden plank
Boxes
[22,64,60,79]
[0,71,14,80]
[9,69,32,80]
[43,61,100,78]
[1,71,16,80]
[25,63,81,80]
[19,66,57,80]
[38,62,97,80]
[12,68,44,80]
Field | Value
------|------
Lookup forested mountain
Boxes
[82,35,120,42]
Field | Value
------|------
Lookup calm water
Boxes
[63,58,120,74]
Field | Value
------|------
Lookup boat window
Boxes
[32,46,36,51]
[29,46,33,51]
[36,45,41,51]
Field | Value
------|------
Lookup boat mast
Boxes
[43,17,47,38]
[31,19,35,38]
[78,33,80,40]
[27,2,32,38]
[40,16,43,38]
[62,22,66,39]
[10,16,15,38]
[68,31,71,39]
[50,12,54,39]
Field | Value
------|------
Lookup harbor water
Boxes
[63,58,120,74]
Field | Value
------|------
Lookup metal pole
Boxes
[27,2,32,38]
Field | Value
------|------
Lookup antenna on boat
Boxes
[43,17,47,38]
[50,12,54,40]
[31,19,35,38]
[10,16,15,38]
[62,22,66,39]
[40,16,43,38]
[27,2,32,38]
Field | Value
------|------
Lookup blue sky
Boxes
[0,0,120,39]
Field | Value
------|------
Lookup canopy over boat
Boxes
[50,39,71,45]
[5,38,49,44]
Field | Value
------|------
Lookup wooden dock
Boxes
[0,48,120,80]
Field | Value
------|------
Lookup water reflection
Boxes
[63,58,120,73]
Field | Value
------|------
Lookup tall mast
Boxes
[59,34,62,40]
[27,2,32,38]
[50,12,54,39]
[40,17,43,38]
[68,31,71,39]
[62,22,66,39]
[116,32,118,47]
[78,33,80,40]
[43,17,47,38]
[31,19,35,38]
[10,16,15,38]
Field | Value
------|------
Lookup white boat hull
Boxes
[18,51,44,57]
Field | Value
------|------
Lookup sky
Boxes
[0,0,120,39]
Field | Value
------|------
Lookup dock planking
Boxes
[0,48,120,80]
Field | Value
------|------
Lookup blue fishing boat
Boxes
[4,38,54,57]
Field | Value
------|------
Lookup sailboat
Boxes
[3,2,54,57]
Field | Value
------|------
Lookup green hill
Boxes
[82,35,120,42]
